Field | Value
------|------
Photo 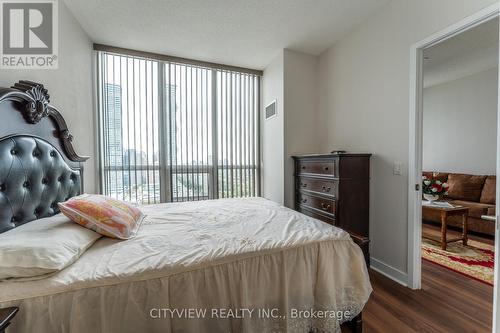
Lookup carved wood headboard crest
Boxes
[0,80,88,162]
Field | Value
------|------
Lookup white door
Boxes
[492,21,500,331]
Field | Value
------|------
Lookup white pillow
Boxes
[0,213,101,280]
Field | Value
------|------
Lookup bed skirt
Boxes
[2,239,371,333]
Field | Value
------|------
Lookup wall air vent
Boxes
[265,100,276,120]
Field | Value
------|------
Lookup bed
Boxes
[0,81,372,333]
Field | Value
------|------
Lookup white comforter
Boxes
[0,197,372,333]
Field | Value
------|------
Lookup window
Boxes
[97,52,260,204]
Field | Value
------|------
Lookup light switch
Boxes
[393,161,402,175]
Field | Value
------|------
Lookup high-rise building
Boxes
[105,83,123,194]
[167,84,177,164]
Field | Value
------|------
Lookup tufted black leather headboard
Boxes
[0,81,88,233]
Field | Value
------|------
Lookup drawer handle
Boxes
[321,203,331,211]
[301,198,307,203]
[322,186,331,192]
[301,182,307,188]
[323,166,329,171]
[301,165,306,170]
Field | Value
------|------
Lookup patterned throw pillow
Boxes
[58,194,145,239]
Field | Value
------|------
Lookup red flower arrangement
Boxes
[422,175,449,196]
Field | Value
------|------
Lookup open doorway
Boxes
[420,17,498,287]
[408,3,500,330]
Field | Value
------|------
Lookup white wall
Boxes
[423,68,498,175]
[261,51,284,204]
[423,45,498,88]
[283,49,319,208]
[0,2,95,192]
[261,49,318,207]
[315,0,498,282]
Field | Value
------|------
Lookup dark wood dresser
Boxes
[292,153,371,266]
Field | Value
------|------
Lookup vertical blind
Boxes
[97,52,260,204]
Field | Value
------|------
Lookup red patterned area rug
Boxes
[422,238,494,286]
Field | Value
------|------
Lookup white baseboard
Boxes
[370,257,408,287]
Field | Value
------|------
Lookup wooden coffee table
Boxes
[422,204,469,251]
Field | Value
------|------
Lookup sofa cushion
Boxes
[446,174,487,202]
[448,200,493,219]
[480,176,496,205]
[422,172,449,183]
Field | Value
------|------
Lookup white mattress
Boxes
[0,197,372,333]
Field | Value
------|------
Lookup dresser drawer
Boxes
[297,192,336,215]
[297,177,337,196]
[296,160,336,176]
[298,205,336,225]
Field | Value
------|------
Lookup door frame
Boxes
[407,2,499,293]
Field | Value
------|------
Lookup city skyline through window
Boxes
[97,52,260,204]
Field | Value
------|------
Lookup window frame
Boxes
[95,51,261,204]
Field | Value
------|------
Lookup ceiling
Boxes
[64,0,389,70]
[423,17,499,88]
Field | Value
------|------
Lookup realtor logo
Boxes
[0,0,58,69]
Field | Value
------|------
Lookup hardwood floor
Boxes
[358,224,493,333]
